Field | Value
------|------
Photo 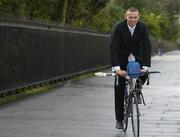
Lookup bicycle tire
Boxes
[131,95,140,137]
[123,87,130,131]
[123,103,129,131]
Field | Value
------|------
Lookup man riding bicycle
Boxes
[110,7,151,129]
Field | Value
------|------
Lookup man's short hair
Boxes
[127,7,139,12]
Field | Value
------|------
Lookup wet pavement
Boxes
[0,50,180,137]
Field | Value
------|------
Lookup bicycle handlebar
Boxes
[144,71,161,85]
[144,71,161,74]
[94,71,160,77]
[95,71,160,86]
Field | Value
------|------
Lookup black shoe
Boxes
[116,121,124,129]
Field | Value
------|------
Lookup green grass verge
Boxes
[0,85,54,106]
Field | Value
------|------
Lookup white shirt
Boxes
[127,24,136,36]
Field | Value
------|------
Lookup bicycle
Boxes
[95,71,160,137]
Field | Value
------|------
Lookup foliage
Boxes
[142,9,179,41]
[142,12,163,38]
[162,0,180,15]
[68,0,109,27]
[0,0,25,16]
[24,0,57,21]
[125,0,148,10]
[0,0,179,41]
[91,0,124,32]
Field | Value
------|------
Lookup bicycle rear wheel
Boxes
[131,95,140,137]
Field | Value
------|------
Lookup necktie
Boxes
[130,28,134,36]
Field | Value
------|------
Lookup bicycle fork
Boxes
[136,90,146,105]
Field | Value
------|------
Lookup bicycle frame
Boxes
[126,77,146,105]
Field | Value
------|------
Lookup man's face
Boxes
[125,11,140,27]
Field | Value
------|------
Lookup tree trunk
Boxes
[62,0,69,25]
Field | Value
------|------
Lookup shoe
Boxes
[116,121,124,129]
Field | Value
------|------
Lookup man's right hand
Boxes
[115,70,128,78]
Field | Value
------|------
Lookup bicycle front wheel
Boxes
[131,95,140,137]
[123,103,129,131]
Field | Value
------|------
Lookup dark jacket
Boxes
[110,20,151,69]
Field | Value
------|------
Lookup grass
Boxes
[0,85,54,106]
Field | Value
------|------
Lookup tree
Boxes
[0,0,179,41]
[0,0,25,16]
[24,0,57,21]
[62,0,69,24]
[161,0,180,15]
[67,0,109,27]
[91,0,124,32]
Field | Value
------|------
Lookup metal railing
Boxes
[0,16,110,94]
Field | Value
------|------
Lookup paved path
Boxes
[0,50,180,137]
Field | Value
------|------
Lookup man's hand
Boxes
[115,70,128,77]
[141,66,149,73]
[140,68,147,73]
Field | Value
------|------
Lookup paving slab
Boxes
[0,50,180,137]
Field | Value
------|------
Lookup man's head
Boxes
[125,7,140,27]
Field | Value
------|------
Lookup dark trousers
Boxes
[114,75,147,121]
